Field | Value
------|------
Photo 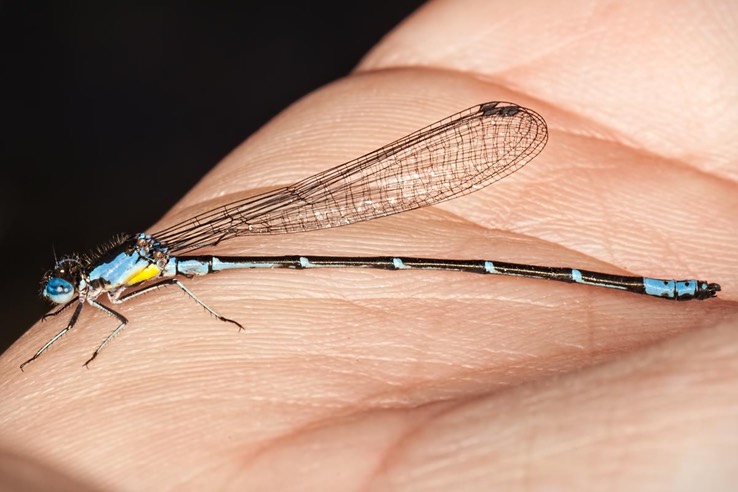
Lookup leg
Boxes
[116,279,244,329]
[41,297,79,322]
[87,279,243,367]
[83,300,129,367]
[20,301,84,370]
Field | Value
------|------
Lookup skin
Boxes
[1,0,736,490]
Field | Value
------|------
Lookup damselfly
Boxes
[21,102,720,369]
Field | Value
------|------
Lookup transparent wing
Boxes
[154,102,548,254]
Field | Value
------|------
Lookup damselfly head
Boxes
[41,257,83,304]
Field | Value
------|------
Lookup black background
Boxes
[2,2,426,353]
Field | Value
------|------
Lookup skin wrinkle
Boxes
[222,394,449,488]
[377,395,527,488]
[368,396,483,487]
[226,357,547,486]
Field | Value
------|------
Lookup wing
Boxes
[154,102,547,254]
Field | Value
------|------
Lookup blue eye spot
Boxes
[44,277,76,304]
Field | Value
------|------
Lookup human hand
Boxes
[2,1,736,490]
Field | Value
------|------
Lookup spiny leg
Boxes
[83,300,128,367]
[21,301,84,370]
[41,297,78,322]
[115,278,243,330]
[85,279,242,367]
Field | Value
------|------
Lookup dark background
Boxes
[2,2,426,354]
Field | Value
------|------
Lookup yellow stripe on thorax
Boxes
[125,264,162,286]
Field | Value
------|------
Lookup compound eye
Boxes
[44,277,76,304]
